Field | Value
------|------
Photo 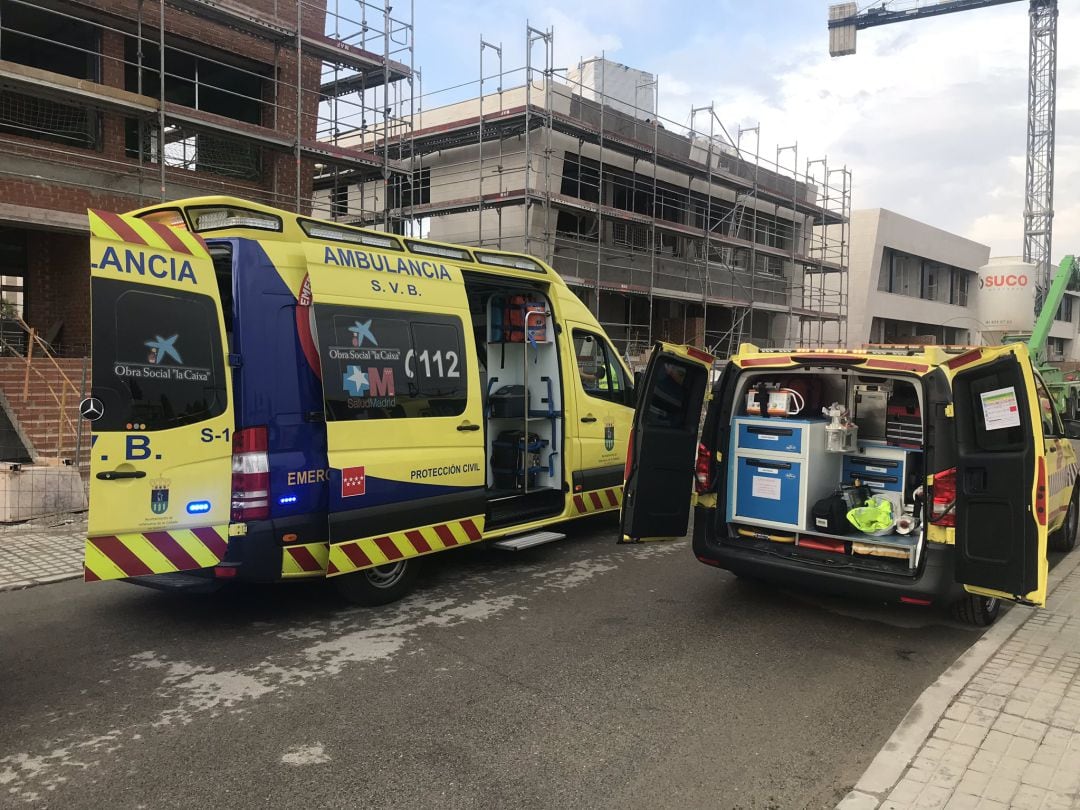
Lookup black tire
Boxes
[335,559,419,606]
[951,594,1001,627]
[1050,485,1079,553]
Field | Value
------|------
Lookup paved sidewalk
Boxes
[0,512,85,592]
[840,551,1080,810]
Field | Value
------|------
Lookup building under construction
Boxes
[0,0,414,354]
[314,37,851,362]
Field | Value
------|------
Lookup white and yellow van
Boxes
[622,342,1079,625]
[82,197,634,604]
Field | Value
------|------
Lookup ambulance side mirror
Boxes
[1064,419,1080,440]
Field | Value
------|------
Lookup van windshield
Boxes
[91,278,228,431]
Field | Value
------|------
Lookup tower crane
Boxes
[828,1,1059,306]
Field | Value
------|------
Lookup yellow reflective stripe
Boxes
[116,533,181,574]
[173,227,207,256]
[84,541,126,581]
[124,216,171,251]
[170,529,223,568]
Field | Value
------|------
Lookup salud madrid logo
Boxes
[604,421,615,451]
[150,477,170,515]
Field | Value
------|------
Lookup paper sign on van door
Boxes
[980,387,1021,431]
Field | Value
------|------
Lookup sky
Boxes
[402,0,1080,263]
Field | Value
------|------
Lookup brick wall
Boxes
[0,0,340,353]
[0,0,324,214]
[24,232,91,354]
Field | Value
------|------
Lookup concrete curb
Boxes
[0,571,82,594]
[837,549,1080,810]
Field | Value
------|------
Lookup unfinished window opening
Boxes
[122,38,267,179]
[0,1,102,148]
[556,211,598,240]
[560,152,600,203]
[0,227,27,355]
[387,168,430,210]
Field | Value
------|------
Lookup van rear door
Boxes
[84,210,234,581]
[303,242,486,577]
[948,344,1048,606]
[621,343,712,541]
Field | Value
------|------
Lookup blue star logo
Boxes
[343,365,369,396]
[349,320,377,347]
[145,334,182,365]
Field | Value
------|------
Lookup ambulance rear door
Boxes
[85,210,234,581]
[621,343,713,541]
[948,344,1048,606]
[303,241,487,577]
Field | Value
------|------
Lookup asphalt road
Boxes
[0,515,996,810]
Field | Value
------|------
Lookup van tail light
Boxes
[695,442,714,493]
[1035,456,1047,526]
[231,426,269,521]
[930,466,957,527]
[624,428,636,483]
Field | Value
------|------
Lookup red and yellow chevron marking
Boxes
[571,486,622,516]
[89,209,209,257]
[326,515,485,578]
[84,525,229,581]
[281,542,330,578]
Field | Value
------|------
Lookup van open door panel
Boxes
[84,210,234,581]
[949,345,1048,606]
[621,343,713,541]
[302,242,487,577]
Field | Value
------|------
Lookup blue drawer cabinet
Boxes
[733,457,802,526]
[736,418,804,455]
[728,417,841,531]
[842,447,920,496]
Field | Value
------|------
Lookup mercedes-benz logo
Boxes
[79,397,104,421]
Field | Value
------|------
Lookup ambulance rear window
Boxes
[91,279,228,431]
[314,305,468,421]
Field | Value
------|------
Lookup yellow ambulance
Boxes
[83,197,633,604]
[623,342,1078,625]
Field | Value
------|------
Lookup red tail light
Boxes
[231,426,269,521]
[695,442,714,493]
[930,466,957,527]
[624,428,635,482]
[1035,455,1047,526]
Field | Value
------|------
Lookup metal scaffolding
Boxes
[320,22,850,361]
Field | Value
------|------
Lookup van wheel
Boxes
[951,594,1000,627]
[335,560,419,607]
[1050,486,1079,553]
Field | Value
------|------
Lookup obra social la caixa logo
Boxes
[979,273,1029,289]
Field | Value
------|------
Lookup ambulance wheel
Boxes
[1050,486,1079,553]
[335,560,418,607]
[951,594,1000,627]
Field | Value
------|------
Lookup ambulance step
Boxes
[493,531,565,551]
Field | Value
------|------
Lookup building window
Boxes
[560,153,600,203]
[951,269,970,307]
[556,211,597,240]
[0,1,102,149]
[387,167,431,210]
[331,185,348,217]
[123,38,267,179]
[1055,296,1074,324]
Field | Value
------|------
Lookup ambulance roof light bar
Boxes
[405,240,473,262]
[474,251,546,274]
[298,219,403,251]
[190,206,283,233]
